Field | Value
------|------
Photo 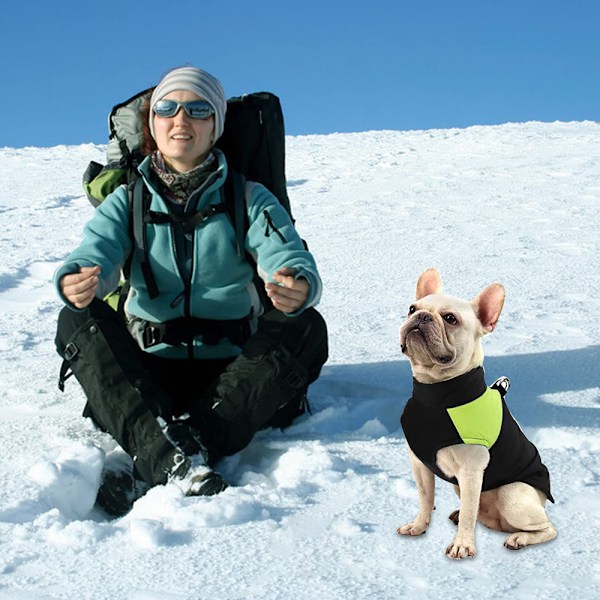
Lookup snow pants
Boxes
[55,299,328,486]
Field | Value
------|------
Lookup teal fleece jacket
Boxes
[54,150,322,359]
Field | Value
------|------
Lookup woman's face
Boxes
[152,90,215,173]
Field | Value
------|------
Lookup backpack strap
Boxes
[144,204,229,234]
[131,177,160,299]
[140,315,251,349]
[221,170,247,257]
[221,170,277,313]
[129,176,233,301]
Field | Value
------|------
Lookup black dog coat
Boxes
[401,367,554,502]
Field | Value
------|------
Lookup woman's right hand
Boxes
[60,266,101,309]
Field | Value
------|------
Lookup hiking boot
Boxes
[130,419,229,496]
[96,466,148,518]
[163,420,207,457]
[132,419,212,487]
[187,471,229,496]
[170,453,229,497]
[163,420,229,495]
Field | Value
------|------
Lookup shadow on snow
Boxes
[311,344,600,432]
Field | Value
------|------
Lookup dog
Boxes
[397,268,556,559]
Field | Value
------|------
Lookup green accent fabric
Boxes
[103,288,121,312]
[84,168,127,204]
[446,387,503,448]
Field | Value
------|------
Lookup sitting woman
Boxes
[54,66,328,515]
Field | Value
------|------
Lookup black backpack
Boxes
[82,89,293,309]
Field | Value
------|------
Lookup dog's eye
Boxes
[408,305,416,314]
[443,313,457,325]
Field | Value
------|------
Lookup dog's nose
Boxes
[416,312,433,324]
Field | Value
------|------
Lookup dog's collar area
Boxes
[411,366,487,408]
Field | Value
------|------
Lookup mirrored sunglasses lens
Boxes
[153,100,178,117]
[185,102,214,119]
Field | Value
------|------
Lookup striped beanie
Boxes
[149,66,227,141]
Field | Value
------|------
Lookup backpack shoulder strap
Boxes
[129,176,231,301]
[222,169,276,313]
[130,177,160,299]
[222,169,248,257]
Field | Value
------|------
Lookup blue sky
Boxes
[2,0,599,148]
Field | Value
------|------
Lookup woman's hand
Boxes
[60,266,101,309]
[265,267,309,313]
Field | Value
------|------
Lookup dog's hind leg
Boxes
[496,483,557,549]
[504,523,557,550]
[448,485,462,525]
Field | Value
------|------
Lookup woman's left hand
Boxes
[265,267,309,313]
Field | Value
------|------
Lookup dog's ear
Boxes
[472,283,505,333]
[415,269,443,300]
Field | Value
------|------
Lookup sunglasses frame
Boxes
[153,99,214,120]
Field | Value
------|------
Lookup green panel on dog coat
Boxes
[446,387,503,448]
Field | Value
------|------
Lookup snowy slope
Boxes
[0,122,599,599]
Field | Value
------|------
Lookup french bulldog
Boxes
[397,268,556,559]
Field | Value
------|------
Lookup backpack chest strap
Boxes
[130,176,235,299]
[144,204,229,234]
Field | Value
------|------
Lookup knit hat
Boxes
[149,66,227,142]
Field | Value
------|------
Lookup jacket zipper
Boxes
[169,171,219,312]
[168,209,189,311]
[173,172,220,359]
[168,225,194,359]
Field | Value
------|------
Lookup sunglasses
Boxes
[153,99,214,119]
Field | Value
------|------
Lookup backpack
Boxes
[82,89,294,312]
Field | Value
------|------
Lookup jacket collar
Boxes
[411,366,487,409]
[137,148,228,199]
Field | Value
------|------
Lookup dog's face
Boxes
[400,269,505,383]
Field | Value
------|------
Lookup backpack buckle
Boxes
[64,341,79,361]
[143,325,162,348]
[285,369,306,390]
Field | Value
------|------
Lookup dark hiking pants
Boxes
[55,300,328,484]
[55,300,194,487]
[193,307,328,457]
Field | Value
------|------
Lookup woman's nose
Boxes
[172,108,190,124]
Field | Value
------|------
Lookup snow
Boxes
[0,121,599,599]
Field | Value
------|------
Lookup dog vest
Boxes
[400,367,554,502]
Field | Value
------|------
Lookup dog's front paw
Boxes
[397,520,429,537]
[445,538,476,559]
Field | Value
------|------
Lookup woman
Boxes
[54,66,328,515]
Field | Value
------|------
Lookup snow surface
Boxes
[0,122,599,599]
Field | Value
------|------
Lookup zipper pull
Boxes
[263,210,286,243]
[170,291,185,308]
